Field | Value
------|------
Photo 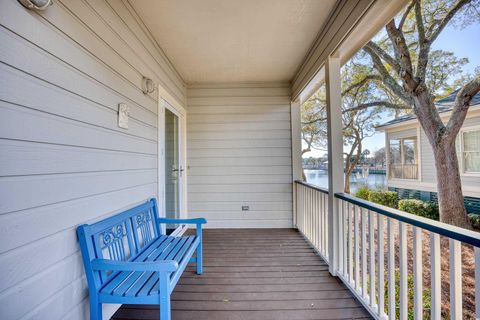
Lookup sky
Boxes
[303,19,480,158]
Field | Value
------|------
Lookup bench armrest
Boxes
[157,218,207,225]
[91,259,178,272]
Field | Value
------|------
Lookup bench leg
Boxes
[159,273,171,320]
[196,241,203,275]
[89,295,102,320]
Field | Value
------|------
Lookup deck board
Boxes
[111,228,371,320]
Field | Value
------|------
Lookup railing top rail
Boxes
[335,192,480,247]
[295,180,329,194]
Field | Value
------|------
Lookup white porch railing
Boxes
[295,181,329,261]
[294,180,480,320]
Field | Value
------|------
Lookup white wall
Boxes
[186,83,293,228]
[0,0,185,319]
[386,116,480,197]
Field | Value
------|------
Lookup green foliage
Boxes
[398,199,439,220]
[354,186,370,200]
[368,190,398,208]
[468,213,480,229]
[383,270,432,320]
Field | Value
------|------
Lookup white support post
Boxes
[291,100,302,228]
[326,55,343,276]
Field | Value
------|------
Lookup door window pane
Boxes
[165,107,179,220]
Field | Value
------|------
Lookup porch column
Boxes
[291,100,302,227]
[325,55,343,275]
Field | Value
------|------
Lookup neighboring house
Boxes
[376,91,480,213]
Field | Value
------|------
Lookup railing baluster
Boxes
[475,247,480,319]
[354,205,360,291]
[316,190,319,251]
[348,202,353,284]
[377,214,385,317]
[369,210,375,308]
[430,232,441,320]
[387,218,395,320]
[413,226,423,319]
[338,199,344,275]
[399,222,408,320]
[449,239,462,320]
[343,200,348,277]
[361,207,367,298]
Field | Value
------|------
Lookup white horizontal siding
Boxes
[386,116,480,194]
[186,84,293,228]
[0,0,185,319]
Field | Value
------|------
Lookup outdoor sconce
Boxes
[142,77,155,94]
[18,0,53,10]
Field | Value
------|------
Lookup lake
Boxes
[304,169,387,193]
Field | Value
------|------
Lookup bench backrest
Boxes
[77,198,161,288]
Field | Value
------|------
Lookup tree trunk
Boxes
[344,167,351,194]
[432,141,471,228]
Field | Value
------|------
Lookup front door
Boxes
[163,101,182,222]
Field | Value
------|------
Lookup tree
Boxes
[374,148,386,167]
[301,60,381,192]
[342,61,380,193]
[359,0,480,227]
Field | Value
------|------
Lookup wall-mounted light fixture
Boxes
[142,76,155,94]
[18,0,53,10]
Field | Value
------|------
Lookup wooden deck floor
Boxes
[111,228,371,320]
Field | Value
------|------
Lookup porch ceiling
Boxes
[129,0,336,84]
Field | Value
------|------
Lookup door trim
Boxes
[158,85,187,221]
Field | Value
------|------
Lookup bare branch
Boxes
[344,101,412,113]
[399,1,415,30]
[363,46,412,104]
[342,74,382,96]
[446,76,480,139]
[364,41,401,74]
[414,0,431,81]
[385,20,418,91]
[428,0,472,43]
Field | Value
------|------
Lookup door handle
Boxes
[172,167,184,177]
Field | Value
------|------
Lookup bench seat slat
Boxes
[136,237,190,297]
[102,236,181,297]
[119,236,186,297]
[121,237,180,297]
[100,236,170,295]
[146,236,196,295]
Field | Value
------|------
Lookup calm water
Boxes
[304,169,386,193]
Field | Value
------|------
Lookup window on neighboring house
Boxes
[457,128,480,174]
[388,136,418,179]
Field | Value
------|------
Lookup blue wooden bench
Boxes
[77,198,206,320]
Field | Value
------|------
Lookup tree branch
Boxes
[363,46,412,104]
[415,0,430,80]
[446,76,480,139]
[428,0,471,43]
[399,1,415,30]
[364,41,401,74]
[343,101,412,113]
[341,74,382,96]
[385,20,418,91]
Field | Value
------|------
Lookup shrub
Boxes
[368,190,398,208]
[383,269,432,319]
[468,213,480,229]
[398,199,439,220]
[355,186,370,200]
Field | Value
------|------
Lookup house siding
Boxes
[186,83,293,228]
[386,115,480,197]
[0,1,185,319]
